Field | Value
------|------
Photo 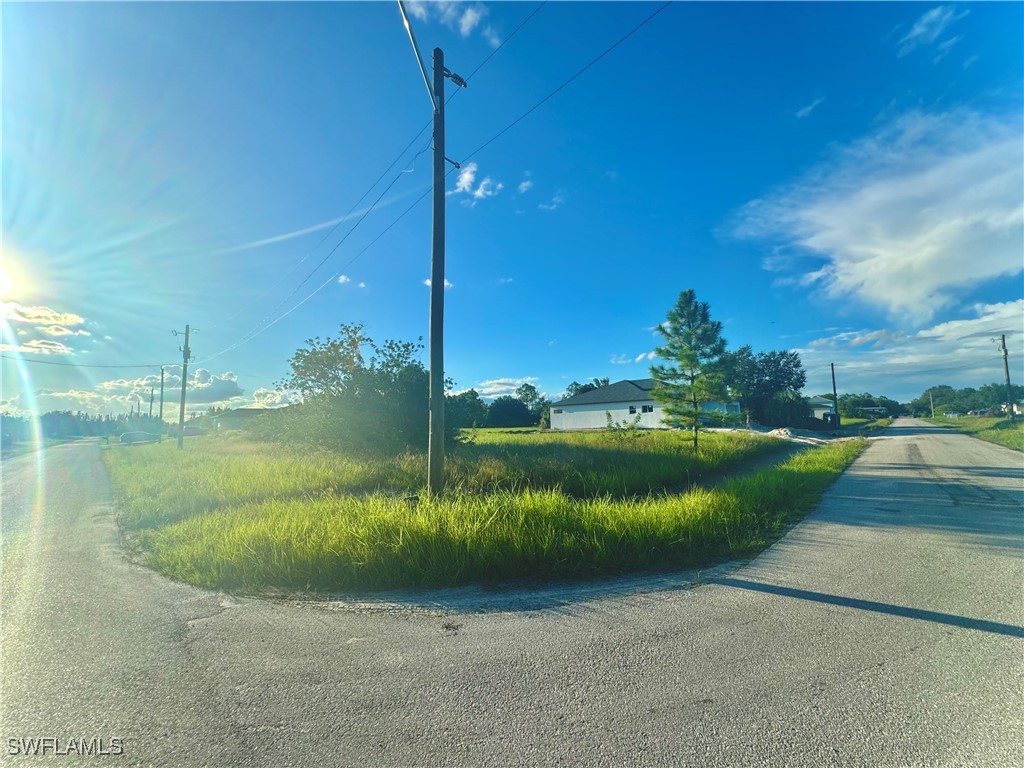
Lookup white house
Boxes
[808,396,837,420]
[549,379,740,431]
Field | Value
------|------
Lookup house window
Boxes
[553,409,563,414]
[642,405,654,413]
[628,406,637,414]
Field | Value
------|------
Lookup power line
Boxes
[462,2,548,84]
[0,354,170,370]
[196,5,548,365]
[460,1,671,165]
[826,356,1005,378]
[197,2,668,363]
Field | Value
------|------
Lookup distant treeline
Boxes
[0,411,166,443]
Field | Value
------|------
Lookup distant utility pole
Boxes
[159,366,165,422]
[173,325,194,449]
[930,391,935,418]
[830,363,840,421]
[398,1,466,495]
[149,388,155,419]
[999,334,1015,422]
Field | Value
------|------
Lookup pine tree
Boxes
[650,289,728,451]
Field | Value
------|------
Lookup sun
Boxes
[0,246,34,300]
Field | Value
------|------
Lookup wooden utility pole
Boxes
[830,363,840,426]
[396,3,465,496]
[149,388,154,418]
[1000,334,1015,422]
[175,325,192,449]
[159,366,165,422]
[427,47,447,496]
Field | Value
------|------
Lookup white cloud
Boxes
[459,6,482,36]
[338,275,351,284]
[897,6,968,57]
[453,162,477,194]
[933,35,960,63]
[406,2,428,22]
[475,376,539,399]
[472,178,503,200]
[733,109,1023,325]
[358,282,366,289]
[483,25,501,48]
[406,2,496,46]
[797,300,1024,401]
[795,97,825,119]
[4,366,251,416]
[610,354,632,365]
[36,325,91,337]
[518,179,533,194]
[423,278,454,289]
[449,162,503,206]
[251,387,302,408]
[499,277,515,284]
[2,302,85,327]
[962,54,980,69]
[539,192,565,211]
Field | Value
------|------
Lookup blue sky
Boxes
[2,1,1022,416]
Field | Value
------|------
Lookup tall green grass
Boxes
[926,416,1024,452]
[105,429,784,529]
[130,439,866,592]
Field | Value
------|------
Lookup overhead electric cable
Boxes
[460,1,671,165]
[212,0,547,341]
[0,354,170,369]
[197,1,664,362]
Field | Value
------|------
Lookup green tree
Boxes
[274,325,434,452]
[650,289,728,451]
[486,396,533,428]
[724,346,807,424]
[446,389,489,430]
[515,382,550,425]
[563,377,610,400]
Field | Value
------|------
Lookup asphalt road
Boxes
[2,419,1022,767]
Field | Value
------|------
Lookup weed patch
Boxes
[108,435,866,593]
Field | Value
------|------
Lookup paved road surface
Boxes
[2,419,1022,766]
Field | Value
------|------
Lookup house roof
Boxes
[554,379,657,407]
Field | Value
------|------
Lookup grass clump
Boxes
[126,439,866,593]
[925,416,1024,452]
[104,429,786,531]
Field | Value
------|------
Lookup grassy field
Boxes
[925,416,1024,452]
[105,429,785,529]
[104,431,865,593]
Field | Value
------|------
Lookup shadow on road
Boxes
[710,577,1024,638]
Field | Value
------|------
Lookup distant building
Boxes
[808,396,836,420]
[549,378,739,431]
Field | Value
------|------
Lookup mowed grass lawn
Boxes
[925,416,1024,452]
[104,430,865,593]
